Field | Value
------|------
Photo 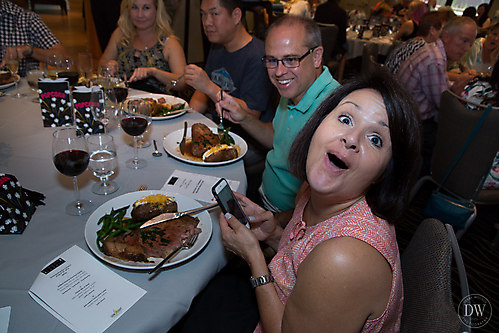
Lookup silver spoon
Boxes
[152,140,162,157]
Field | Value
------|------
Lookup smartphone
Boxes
[212,178,250,227]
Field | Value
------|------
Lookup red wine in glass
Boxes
[58,71,80,87]
[53,150,90,177]
[52,128,94,215]
[121,101,151,169]
[121,117,148,136]
[114,87,129,103]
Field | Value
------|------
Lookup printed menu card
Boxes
[29,245,146,333]
[162,170,240,203]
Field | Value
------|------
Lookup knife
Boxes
[179,121,187,155]
[140,202,218,229]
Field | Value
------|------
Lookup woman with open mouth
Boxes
[210,67,422,332]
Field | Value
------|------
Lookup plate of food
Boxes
[84,190,213,270]
[127,93,189,120]
[163,122,248,166]
[0,71,20,90]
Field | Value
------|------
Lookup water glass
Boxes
[26,62,45,103]
[87,133,119,195]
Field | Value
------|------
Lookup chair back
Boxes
[361,43,380,74]
[433,90,499,199]
[400,219,465,333]
[318,24,339,67]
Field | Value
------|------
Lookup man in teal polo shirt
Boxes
[217,15,340,212]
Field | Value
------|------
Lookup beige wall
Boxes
[172,0,204,64]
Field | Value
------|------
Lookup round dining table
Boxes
[0,80,247,332]
[345,29,395,60]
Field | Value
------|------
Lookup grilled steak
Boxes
[101,229,150,262]
[101,215,201,262]
[139,215,201,259]
[191,123,221,157]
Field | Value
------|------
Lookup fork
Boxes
[148,233,199,274]
[169,74,184,90]
[218,89,225,139]
[179,121,187,155]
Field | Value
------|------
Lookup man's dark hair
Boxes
[217,0,242,14]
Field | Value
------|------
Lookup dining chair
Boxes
[317,23,345,83]
[361,43,381,74]
[318,23,339,69]
[409,90,499,240]
[400,218,470,333]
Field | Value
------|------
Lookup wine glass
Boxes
[121,100,151,169]
[78,52,93,87]
[52,128,94,215]
[58,58,79,88]
[87,133,119,195]
[26,62,45,103]
[46,53,63,80]
[90,86,118,133]
[5,47,25,99]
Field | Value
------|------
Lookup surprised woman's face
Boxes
[305,89,393,202]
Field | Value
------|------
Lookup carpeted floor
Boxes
[398,182,499,333]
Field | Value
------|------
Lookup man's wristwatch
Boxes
[250,273,274,288]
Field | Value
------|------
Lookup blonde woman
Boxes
[99,0,187,93]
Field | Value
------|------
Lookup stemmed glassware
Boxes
[78,52,93,87]
[26,62,46,103]
[46,53,63,79]
[90,86,118,133]
[120,100,151,169]
[87,133,119,195]
[52,128,94,215]
[5,47,25,99]
[58,58,79,88]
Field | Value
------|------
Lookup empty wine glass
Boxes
[78,52,93,87]
[52,128,94,215]
[26,62,45,103]
[90,86,118,133]
[87,133,119,195]
[121,100,151,169]
[5,47,25,99]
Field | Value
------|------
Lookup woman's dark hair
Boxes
[462,7,477,20]
[288,67,422,224]
[417,11,445,37]
[477,3,490,27]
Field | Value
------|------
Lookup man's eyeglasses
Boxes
[262,46,319,69]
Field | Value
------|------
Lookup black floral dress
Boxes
[117,38,171,93]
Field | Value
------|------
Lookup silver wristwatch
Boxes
[250,273,274,288]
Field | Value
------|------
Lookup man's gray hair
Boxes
[266,15,322,49]
[441,16,477,36]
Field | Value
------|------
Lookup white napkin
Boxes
[0,306,10,333]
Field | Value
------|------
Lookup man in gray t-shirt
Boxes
[184,0,275,164]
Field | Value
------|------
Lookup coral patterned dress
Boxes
[254,183,403,332]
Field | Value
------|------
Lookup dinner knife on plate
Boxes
[140,202,218,229]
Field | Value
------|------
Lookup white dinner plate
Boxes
[0,73,20,90]
[85,190,213,270]
[127,93,189,120]
[163,126,248,166]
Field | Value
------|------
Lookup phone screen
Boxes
[212,178,249,226]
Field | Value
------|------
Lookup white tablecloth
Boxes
[0,80,247,332]
[345,29,395,60]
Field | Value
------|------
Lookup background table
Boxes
[345,29,395,60]
[0,80,247,332]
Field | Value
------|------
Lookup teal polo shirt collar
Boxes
[287,66,333,114]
